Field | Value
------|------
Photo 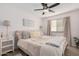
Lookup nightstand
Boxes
[0,38,14,55]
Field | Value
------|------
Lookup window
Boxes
[51,19,64,32]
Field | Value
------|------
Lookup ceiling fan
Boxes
[34,3,60,15]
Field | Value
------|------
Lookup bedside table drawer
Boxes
[2,40,13,46]
[2,46,13,54]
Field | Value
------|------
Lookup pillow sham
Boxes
[21,31,30,39]
[30,31,43,38]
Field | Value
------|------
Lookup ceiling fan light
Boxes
[43,9,48,13]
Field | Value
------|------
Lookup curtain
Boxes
[64,17,72,46]
[47,20,51,35]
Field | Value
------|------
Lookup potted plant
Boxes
[74,37,79,48]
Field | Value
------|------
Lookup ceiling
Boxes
[0,3,79,17]
[15,3,79,17]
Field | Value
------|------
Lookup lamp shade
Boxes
[3,20,10,26]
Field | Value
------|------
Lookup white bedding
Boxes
[17,36,67,56]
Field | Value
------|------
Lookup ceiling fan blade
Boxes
[34,9,44,11]
[49,3,60,8]
[49,10,55,13]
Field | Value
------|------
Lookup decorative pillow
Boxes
[30,31,43,38]
[15,31,22,40]
[21,31,30,39]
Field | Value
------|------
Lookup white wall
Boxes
[0,4,41,32]
[41,9,79,46]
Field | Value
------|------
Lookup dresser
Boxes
[0,38,14,55]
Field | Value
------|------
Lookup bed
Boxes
[17,36,67,56]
